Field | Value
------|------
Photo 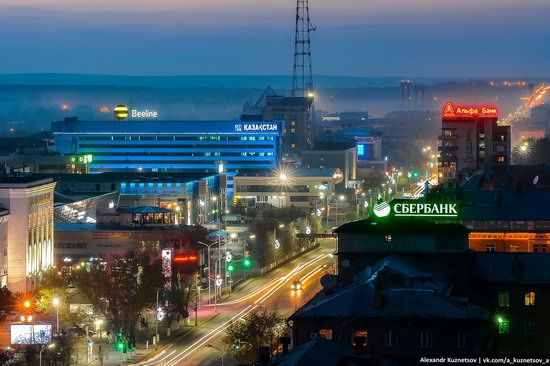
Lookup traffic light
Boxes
[227,264,235,272]
[412,170,420,180]
[243,258,252,268]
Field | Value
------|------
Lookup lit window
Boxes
[384,234,392,242]
[497,156,505,162]
[291,144,296,148]
[456,330,466,348]
[498,319,509,334]
[525,291,535,306]
[419,330,433,348]
[319,329,332,340]
[386,330,398,347]
[485,244,496,252]
[533,244,547,253]
[498,292,509,307]
[291,128,296,133]
[523,321,535,335]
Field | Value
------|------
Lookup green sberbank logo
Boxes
[373,200,459,218]
[373,201,391,217]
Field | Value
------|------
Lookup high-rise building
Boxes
[0,177,56,292]
[51,118,282,173]
[241,89,314,157]
[438,102,510,184]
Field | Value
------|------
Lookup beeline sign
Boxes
[442,101,498,119]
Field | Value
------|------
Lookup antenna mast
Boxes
[292,0,315,97]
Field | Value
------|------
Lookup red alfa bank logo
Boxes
[442,101,499,119]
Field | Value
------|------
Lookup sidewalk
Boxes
[85,301,223,365]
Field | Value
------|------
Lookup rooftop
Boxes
[117,205,174,214]
[334,217,469,235]
[36,172,218,184]
[291,258,488,321]
[0,176,54,187]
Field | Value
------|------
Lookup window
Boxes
[485,244,496,252]
[497,156,505,162]
[386,330,398,347]
[457,330,466,348]
[498,319,509,334]
[523,321,535,335]
[498,292,509,307]
[524,291,536,306]
[319,329,332,340]
[533,244,547,253]
[419,330,433,348]
[384,234,392,242]
[291,128,296,133]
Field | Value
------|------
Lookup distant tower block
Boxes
[292,0,316,97]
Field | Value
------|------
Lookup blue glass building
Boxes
[52,119,282,173]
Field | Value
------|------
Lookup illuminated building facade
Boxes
[438,102,510,183]
[233,167,343,209]
[51,118,282,173]
[0,177,56,292]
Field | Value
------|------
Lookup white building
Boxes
[0,177,56,292]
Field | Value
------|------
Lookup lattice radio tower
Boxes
[291,0,316,97]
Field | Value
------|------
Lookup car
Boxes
[67,327,94,338]
[5,312,19,321]
[290,280,302,291]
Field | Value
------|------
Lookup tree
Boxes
[164,272,198,330]
[307,214,322,234]
[223,305,288,365]
[75,251,163,343]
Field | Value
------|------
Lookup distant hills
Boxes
[0,74,470,89]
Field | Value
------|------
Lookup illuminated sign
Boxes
[393,202,457,217]
[321,116,341,122]
[71,154,93,164]
[114,105,129,120]
[11,324,52,345]
[373,201,391,218]
[173,253,199,264]
[373,200,459,218]
[357,144,365,156]
[235,123,278,132]
[131,109,158,119]
[442,101,498,119]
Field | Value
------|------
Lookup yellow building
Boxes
[0,177,56,292]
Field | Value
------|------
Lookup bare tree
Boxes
[223,305,288,364]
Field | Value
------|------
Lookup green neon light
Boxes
[394,214,457,217]
[373,201,391,218]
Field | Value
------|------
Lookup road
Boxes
[132,238,336,366]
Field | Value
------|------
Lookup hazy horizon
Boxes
[0,1,548,77]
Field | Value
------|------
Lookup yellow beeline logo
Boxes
[114,105,129,120]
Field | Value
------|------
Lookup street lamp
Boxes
[52,297,60,334]
[198,241,222,311]
[39,343,55,366]
[336,195,345,227]
[274,224,284,249]
[205,344,224,366]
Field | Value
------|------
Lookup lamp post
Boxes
[273,224,284,250]
[52,297,60,335]
[205,344,224,366]
[198,241,222,311]
[155,288,161,344]
[39,343,55,366]
[336,195,345,227]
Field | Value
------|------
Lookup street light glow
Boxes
[52,298,59,306]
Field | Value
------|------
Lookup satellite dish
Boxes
[533,176,539,185]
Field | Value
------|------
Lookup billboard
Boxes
[11,324,52,345]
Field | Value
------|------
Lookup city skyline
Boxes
[0,0,549,77]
